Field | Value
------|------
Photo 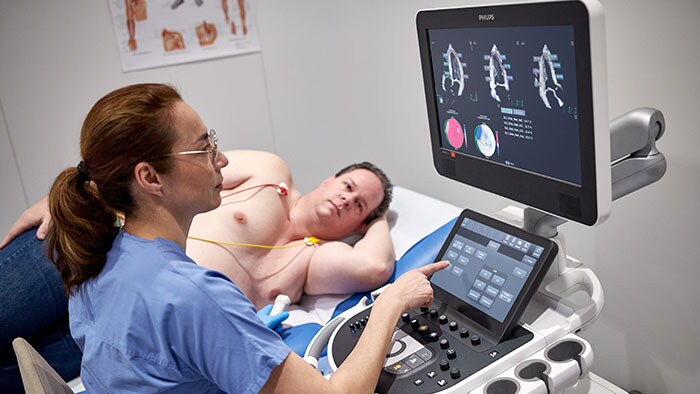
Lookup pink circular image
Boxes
[444,117,464,149]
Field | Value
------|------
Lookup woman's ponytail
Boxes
[47,167,118,294]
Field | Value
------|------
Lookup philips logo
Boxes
[479,14,495,21]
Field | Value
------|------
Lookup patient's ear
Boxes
[133,162,163,196]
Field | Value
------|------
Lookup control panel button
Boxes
[385,361,411,375]
[450,368,461,379]
[404,354,425,368]
[429,308,438,318]
[439,359,450,371]
[416,348,433,361]
[420,306,430,313]
[437,379,447,387]
[448,321,458,331]
[360,318,366,327]
[439,339,450,349]
[410,319,420,330]
[413,378,424,386]
[428,332,439,342]
[459,328,469,338]
[401,313,411,323]
[418,325,430,337]
[470,335,481,346]
[446,349,456,359]
[438,315,448,325]
[426,371,437,379]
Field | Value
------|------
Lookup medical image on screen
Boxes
[535,45,566,110]
[475,123,497,158]
[431,218,546,323]
[440,44,467,98]
[444,117,466,150]
[488,44,512,103]
[428,26,581,186]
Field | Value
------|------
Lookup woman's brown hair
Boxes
[46,83,182,294]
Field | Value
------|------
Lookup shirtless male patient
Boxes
[1,150,395,309]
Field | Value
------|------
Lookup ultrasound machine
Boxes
[303,1,666,392]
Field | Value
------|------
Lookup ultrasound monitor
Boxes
[417,0,611,225]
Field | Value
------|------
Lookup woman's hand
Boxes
[378,260,450,313]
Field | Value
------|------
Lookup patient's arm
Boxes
[0,197,51,249]
[304,215,395,295]
[220,150,292,190]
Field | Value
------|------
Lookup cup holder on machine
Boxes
[485,378,520,394]
[545,338,591,377]
[516,360,549,381]
[471,336,594,394]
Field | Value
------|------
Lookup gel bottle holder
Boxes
[470,334,593,394]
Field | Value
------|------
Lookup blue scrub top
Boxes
[69,231,290,393]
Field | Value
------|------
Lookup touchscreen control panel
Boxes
[432,216,548,323]
[330,209,557,393]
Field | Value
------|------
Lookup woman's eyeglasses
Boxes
[158,129,219,164]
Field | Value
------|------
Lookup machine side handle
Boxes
[303,315,346,370]
[542,266,605,332]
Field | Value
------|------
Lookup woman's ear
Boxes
[133,162,164,196]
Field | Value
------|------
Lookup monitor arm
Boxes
[524,107,667,238]
[514,108,667,333]
[609,107,666,200]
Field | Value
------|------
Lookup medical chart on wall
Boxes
[108,0,260,72]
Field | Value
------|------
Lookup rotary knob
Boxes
[439,339,450,349]
[439,359,450,371]
[418,325,430,337]
[470,335,481,346]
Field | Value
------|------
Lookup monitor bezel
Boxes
[431,208,559,342]
[417,0,610,225]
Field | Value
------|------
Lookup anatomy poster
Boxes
[109,0,260,72]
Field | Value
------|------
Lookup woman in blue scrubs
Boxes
[45,83,447,393]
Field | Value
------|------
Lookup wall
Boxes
[1,1,698,393]
[0,99,27,234]
[0,0,276,226]
[586,1,700,392]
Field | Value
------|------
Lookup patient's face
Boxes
[308,168,384,239]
